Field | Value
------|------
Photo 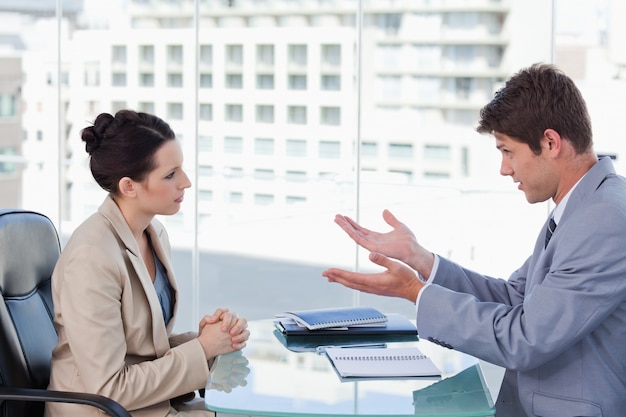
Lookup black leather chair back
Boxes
[0,209,61,417]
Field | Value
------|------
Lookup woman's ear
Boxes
[118,177,137,198]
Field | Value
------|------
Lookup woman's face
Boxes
[135,139,191,216]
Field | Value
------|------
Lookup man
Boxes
[322,64,626,417]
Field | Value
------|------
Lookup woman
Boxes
[45,110,249,417]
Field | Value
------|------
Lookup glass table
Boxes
[204,319,497,417]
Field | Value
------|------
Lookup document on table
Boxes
[325,346,441,380]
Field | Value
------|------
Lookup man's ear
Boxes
[543,128,562,155]
[118,177,137,198]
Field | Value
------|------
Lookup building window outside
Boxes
[200,73,212,88]
[199,44,213,65]
[167,102,183,120]
[254,169,274,180]
[229,191,243,204]
[139,72,154,87]
[199,136,213,152]
[361,141,378,157]
[321,74,340,90]
[389,143,413,158]
[254,138,274,155]
[111,45,127,64]
[286,139,307,157]
[288,44,307,66]
[84,62,100,86]
[198,189,213,202]
[139,45,154,65]
[256,105,274,123]
[225,104,243,122]
[226,44,243,66]
[112,101,127,112]
[286,196,306,204]
[226,73,243,89]
[198,165,214,177]
[112,72,127,87]
[199,103,213,121]
[224,136,244,153]
[256,44,274,66]
[0,95,16,117]
[0,147,17,174]
[257,74,274,89]
[167,44,184,65]
[319,140,341,159]
[288,74,307,90]
[254,193,274,205]
[286,170,307,182]
[321,44,341,66]
[288,105,307,124]
[320,106,341,125]
[167,72,183,87]
[226,167,244,178]
[424,144,451,160]
[138,102,155,114]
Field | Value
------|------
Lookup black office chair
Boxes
[0,209,130,417]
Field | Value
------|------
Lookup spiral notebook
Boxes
[275,306,387,330]
[325,346,441,379]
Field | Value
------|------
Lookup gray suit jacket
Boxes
[45,196,209,417]
[417,157,626,417]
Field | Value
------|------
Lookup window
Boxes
[256,44,274,66]
[321,44,341,66]
[320,106,341,125]
[254,138,274,155]
[200,73,212,88]
[286,170,307,182]
[84,62,100,86]
[257,74,274,89]
[286,139,307,157]
[254,169,274,180]
[254,193,274,205]
[167,102,183,120]
[256,105,274,123]
[198,189,213,201]
[198,165,214,177]
[139,45,154,65]
[111,72,127,86]
[0,95,16,117]
[226,73,243,89]
[0,147,17,173]
[424,144,451,161]
[167,45,183,65]
[199,44,213,65]
[224,136,243,153]
[138,102,155,114]
[199,104,213,121]
[229,192,243,204]
[389,143,413,158]
[361,141,378,157]
[167,72,183,87]
[288,74,307,90]
[199,136,213,152]
[319,140,341,159]
[111,45,127,64]
[286,196,306,204]
[321,75,340,90]
[226,44,243,66]
[225,104,243,122]
[288,44,307,66]
[139,73,154,87]
[288,106,307,124]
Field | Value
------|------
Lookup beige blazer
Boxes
[45,196,210,417]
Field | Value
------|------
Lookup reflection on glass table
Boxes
[204,319,496,417]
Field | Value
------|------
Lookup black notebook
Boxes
[275,306,387,330]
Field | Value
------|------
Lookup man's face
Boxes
[495,132,555,204]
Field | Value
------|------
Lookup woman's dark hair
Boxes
[476,63,593,155]
[82,110,175,194]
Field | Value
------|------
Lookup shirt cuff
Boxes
[415,254,440,313]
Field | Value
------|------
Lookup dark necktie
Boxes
[544,217,557,249]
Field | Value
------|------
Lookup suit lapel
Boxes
[98,196,171,356]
